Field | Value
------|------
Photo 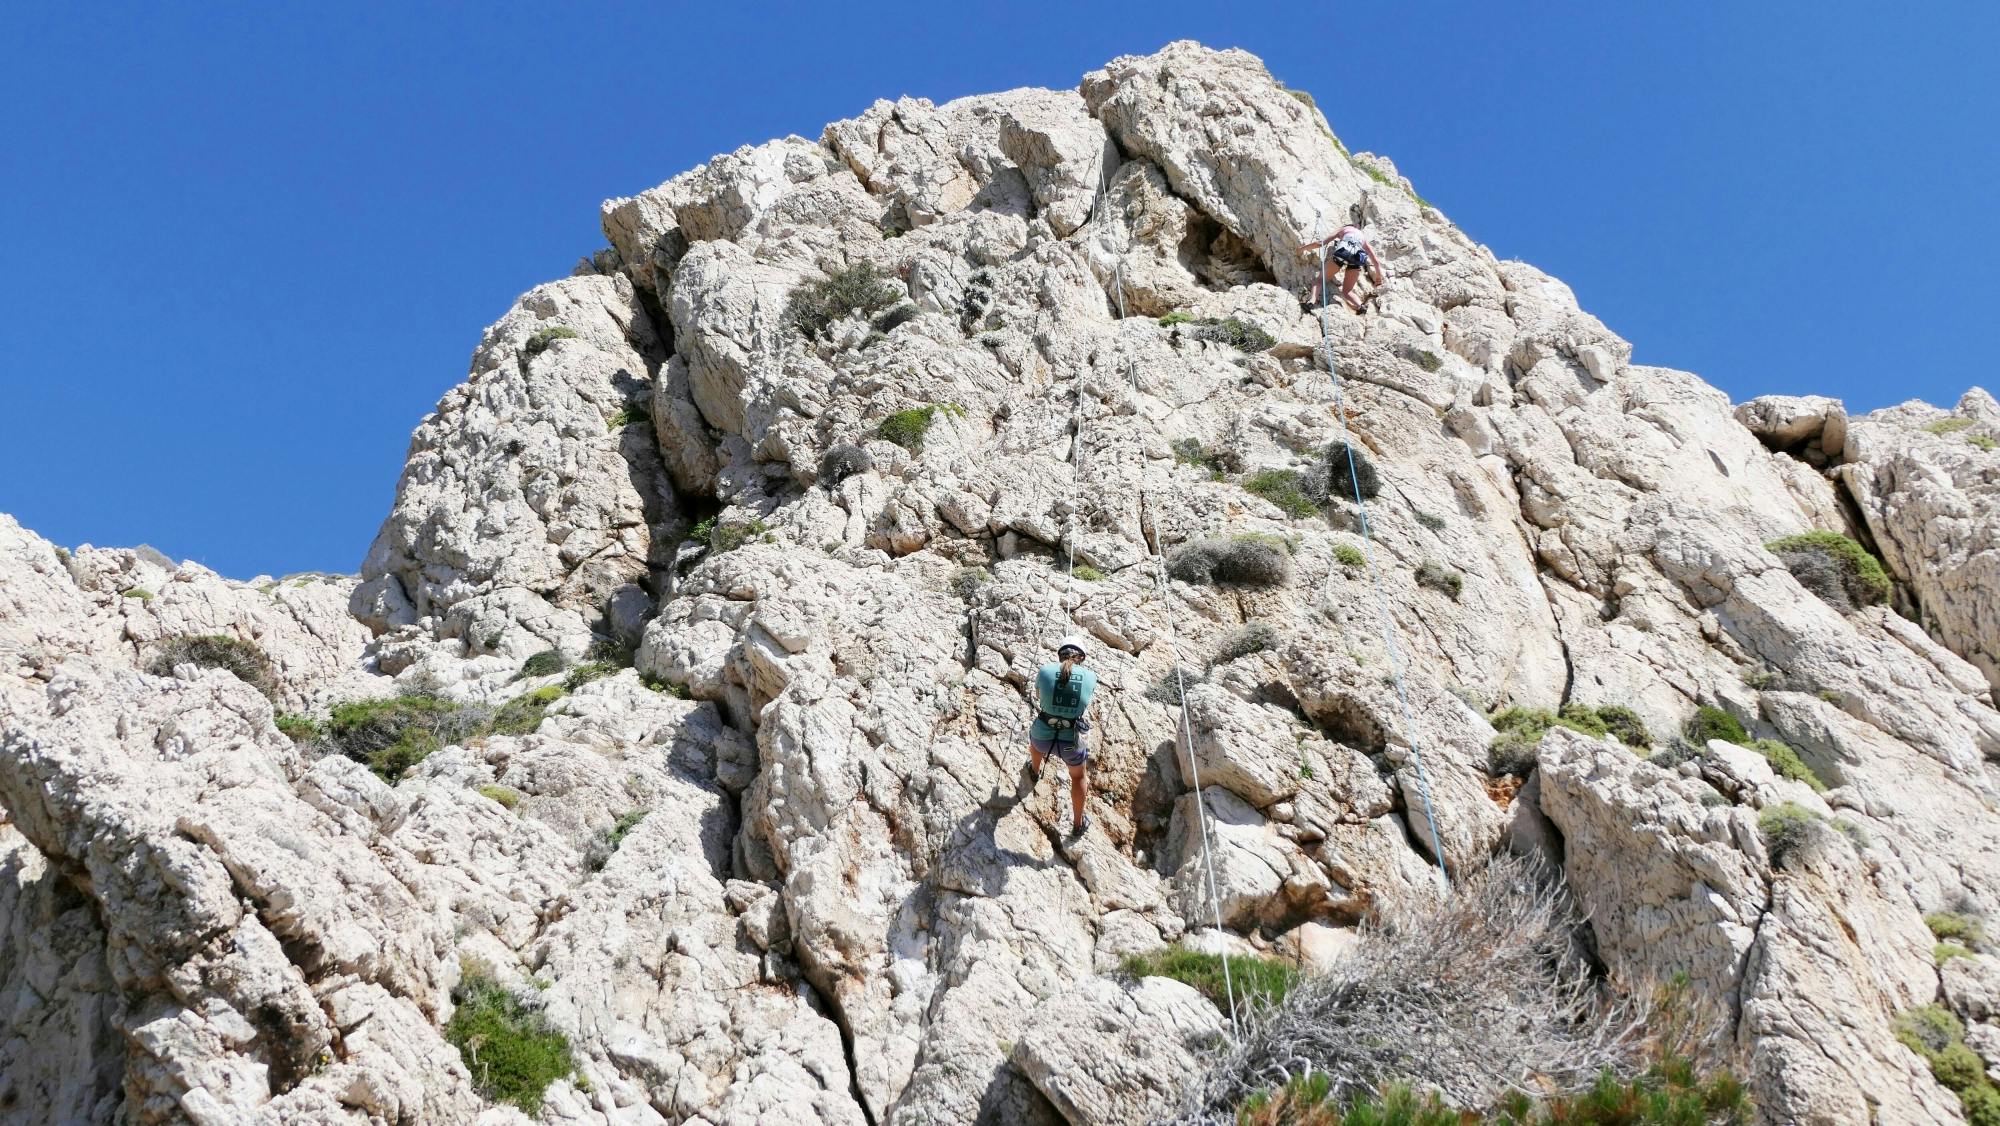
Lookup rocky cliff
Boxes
[3,40,1998,1126]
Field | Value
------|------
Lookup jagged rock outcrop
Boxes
[5,39,1999,1126]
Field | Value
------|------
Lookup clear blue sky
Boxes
[3,2,1994,577]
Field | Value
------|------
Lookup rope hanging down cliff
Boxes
[1311,244,1451,886]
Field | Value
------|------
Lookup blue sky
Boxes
[3,2,1994,577]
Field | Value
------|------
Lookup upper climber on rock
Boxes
[1028,635,1099,837]
[1300,220,1386,313]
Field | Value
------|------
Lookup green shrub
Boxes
[1121,947,1295,1012]
[949,566,990,600]
[1302,441,1381,503]
[1750,739,1825,792]
[1171,437,1226,472]
[274,712,321,743]
[1925,911,1987,949]
[1685,706,1749,747]
[871,302,918,334]
[1969,434,1997,452]
[476,784,522,810]
[324,695,493,782]
[1765,531,1891,608]
[1192,317,1276,353]
[1833,818,1871,848]
[1589,704,1652,749]
[1489,705,1652,776]
[519,650,564,679]
[1242,469,1319,519]
[446,965,575,1114]
[1333,543,1365,568]
[1407,348,1443,373]
[1924,418,1976,435]
[606,404,649,431]
[641,672,691,699]
[490,686,564,737]
[785,261,901,341]
[523,325,579,355]
[1158,311,1193,327]
[1073,564,1107,582]
[562,661,621,692]
[1415,560,1463,599]
[686,516,717,548]
[710,518,770,554]
[1213,623,1278,666]
[1552,704,1611,738]
[1759,802,1823,866]
[121,587,153,600]
[1166,536,1293,588]
[586,809,650,871]
[1937,942,1976,966]
[879,405,940,451]
[1895,1004,2000,1124]
[146,634,277,700]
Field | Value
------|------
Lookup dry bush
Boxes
[147,634,277,700]
[1181,855,1652,1119]
[1168,537,1293,588]
[818,443,873,486]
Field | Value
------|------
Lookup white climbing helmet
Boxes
[1056,635,1089,660]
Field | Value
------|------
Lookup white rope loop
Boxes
[1312,245,1451,887]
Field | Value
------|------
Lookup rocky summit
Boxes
[3,40,1998,1126]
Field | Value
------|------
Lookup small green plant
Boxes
[785,261,901,341]
[1242,469,1319,519]
[586,809,651,871]
[146,634,277,700]
[490,686,565,737]
[1303,441,1381,503]
[686,516,717,548]
[1415,560,1463,599]
[524,325,579,355]
[1969,434,1997,452]
[1413,510,1445,531]
[121,587,153,600]
[446,964,575,1114]
[519,650,564,679]
[1742,667,1777,690]
[1486,705,1638,776]
[949,566,990,600]
[1158,311,1193,327]
[324,694,489,782]
[1120,947,1295,1012]
[1298,752,1316,780]
[1686,705,1749,747]
[274,712,321,743]
[1191,316,1276,353]
[819,443,872,485]
[1894,1004,2000,1125]
[640,672,691,699]
[1072,564,1107,582]
[1332,542,1365,568]
[562,661,621,692]
[1171,437,1226,472]
[1923,418,1976,435]
[1759,801,1824,866]
[476,784,522,810]
[1937,942,1975,966]
[1925,911,1987,949]
[1764,530,1892,609]
[1408,349,1443,373]
[1585,704,1652,749]
[606,404,649,431]
[1750,738,1825,792]
[607,809,647,848]
[710,518,770,554]
[1832,818,1870,848]
[879,405,941,452]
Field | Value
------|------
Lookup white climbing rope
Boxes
[1083,159,1244,1033]
[1312,244,1451,887]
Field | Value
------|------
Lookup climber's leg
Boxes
[1340,266,1365,313]
[1068,762,1089,833]
[1028,736,1050,780]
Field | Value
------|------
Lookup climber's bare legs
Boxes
[1068,763,1088,832]
[1028,743,1045,777]
[1340,266,1366,313]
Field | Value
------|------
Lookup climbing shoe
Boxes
[1070,815,1091,837]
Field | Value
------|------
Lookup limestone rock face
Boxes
[6,39,2000,1126]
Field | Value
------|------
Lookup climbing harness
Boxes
[1312,244,1451,887]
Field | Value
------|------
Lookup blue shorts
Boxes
[1330,248,1371,273]
[1031,736,1089,768]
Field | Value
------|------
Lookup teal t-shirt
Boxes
[1030,662,1098,741]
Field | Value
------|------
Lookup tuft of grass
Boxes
[1925,911,1987,949]
[1893,1004,2000,1124]
[275,712,321,744]
[519,650,564,679]
[1302,441,1381,504]
[146,634,277,700]
[1937,943,1976,966]
[476,784,522,810]
[446,964,575,1114]
[1332,543,1365,568]
[949,566,990,601]
[1415,560,1463,599]
[1969,434,1997,452]
[606,404,649,431]
[490,686,565,737]
[1171,437,1227,473]
[1212,623,1278,667]
[712,518,769,553]
[323,695,491,782]
[1407,348,1443,373]
[786,261,901,341]
[879,404,950,452]
[1158,311,1193,327]
[1191,316,1276,353]
[121,587,153,600]
[1239,1062,1749,1126]
[1685,706,1749,747]
[1923,418,1976,435]
[1487,704,1650,776]
[1072,564,1107,582]
[871,302,918,334]
[1121,947,1296,1013]
[1759,802,1824,867]
[524,325,579,355]
[640,672,691,699]
[1750,738,1825,792]
[1242,469,1320,519]
[562,661,621,692]
[1765,531,1892,609]
[586,809,650,872]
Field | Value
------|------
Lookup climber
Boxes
[1027,636,1099,837]
[1300,224,1386,314]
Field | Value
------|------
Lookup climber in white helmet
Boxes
[1028,636,1099,837]
[1300,221,1386,314]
